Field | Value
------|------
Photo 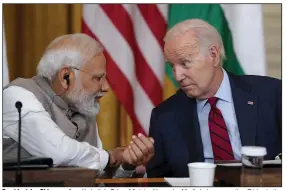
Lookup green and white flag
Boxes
[166,4,266,87]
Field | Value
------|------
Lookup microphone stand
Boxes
[15,101,23,185]
[3,101,63,187]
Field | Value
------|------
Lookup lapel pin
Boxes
[247,101,254,105]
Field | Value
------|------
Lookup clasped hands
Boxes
[108,133,154,171]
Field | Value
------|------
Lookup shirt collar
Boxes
[196,69,233,112]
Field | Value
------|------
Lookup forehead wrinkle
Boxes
[164,19,212,42]
[80,54,106,76]
[165,34,201,62]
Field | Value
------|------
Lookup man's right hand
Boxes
[108,147,126,167]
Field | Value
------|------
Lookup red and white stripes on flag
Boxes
[82,4,168,135]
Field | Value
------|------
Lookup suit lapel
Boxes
[228,73,258,146]
[175,90,204,162]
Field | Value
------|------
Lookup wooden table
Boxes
[3,167,98,187]
[95,178,164,184]
[3,165,282,187]
[215,165,282,187]
[95,178,169,187]
[95,166,282,187]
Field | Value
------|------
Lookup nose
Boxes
[101,78,110,92]
[173,66,185,83]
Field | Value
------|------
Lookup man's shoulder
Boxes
[153,89,186,114]
[4,77,36,90]
[3,84,34,98]
[3,78,45,112]
[237,74,280,85]
[230,73,281,91]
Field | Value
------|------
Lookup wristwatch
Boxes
[121,163,136,171]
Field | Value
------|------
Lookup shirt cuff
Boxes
[99,149,109,170]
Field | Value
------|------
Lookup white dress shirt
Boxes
[3,85,134,177]
[196,69,242,162]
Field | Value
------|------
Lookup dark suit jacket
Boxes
[147,73,282,177]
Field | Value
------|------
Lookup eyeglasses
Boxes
[70,67,107,84]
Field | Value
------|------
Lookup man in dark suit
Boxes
[146,19,281,177]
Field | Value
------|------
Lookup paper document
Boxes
[164,178,190,187]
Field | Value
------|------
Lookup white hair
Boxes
[37,33,103,81]
[164,19,226,64]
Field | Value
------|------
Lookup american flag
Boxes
[82,4,168,135]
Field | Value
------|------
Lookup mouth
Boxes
[181,84,197,91]
[94,96,103,102]
[181,84,191,89]
[94,92,105,102]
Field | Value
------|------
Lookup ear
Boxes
[209,45,220,67]
[58,67,70,89]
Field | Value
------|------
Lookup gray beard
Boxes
[73,99,100,117]
[66,88,101,117]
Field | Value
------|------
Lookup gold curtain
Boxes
[3,4,177,150]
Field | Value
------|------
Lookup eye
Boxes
[181,58,195,68]
[93,76,101,82]
[93,73,106,82]
[180,61,189,68]
[168,62,174,69]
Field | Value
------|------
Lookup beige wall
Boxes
[263,4,282,79]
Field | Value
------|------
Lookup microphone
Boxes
[3,102,58,186]
[15,101,22,110]
[15,101,23,185]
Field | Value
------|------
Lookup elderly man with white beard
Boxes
[3,33,154,178]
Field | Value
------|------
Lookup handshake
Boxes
[107,133,154,172]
